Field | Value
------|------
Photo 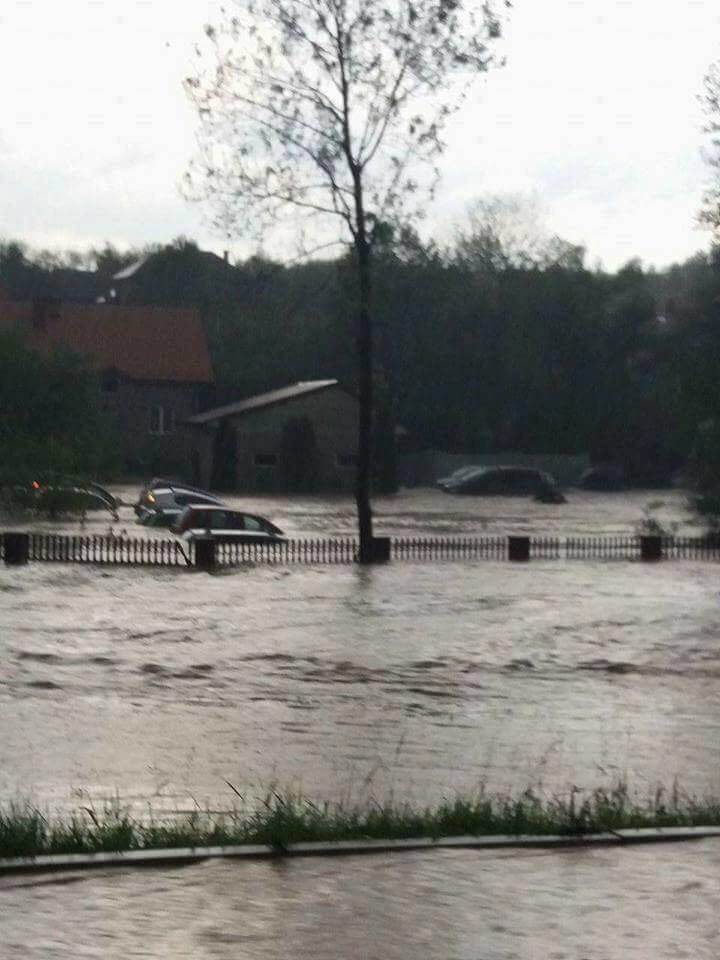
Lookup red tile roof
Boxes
[0,301,214,384]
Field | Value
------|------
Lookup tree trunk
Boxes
[355,231,375,562]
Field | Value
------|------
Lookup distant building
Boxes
[0,297,215,474]
[185,380,360,493]
[109,247,235,306]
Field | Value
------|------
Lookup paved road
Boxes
[2,840,719,958]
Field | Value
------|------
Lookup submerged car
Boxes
[436,465,482,491]
[440,465,565,502]
[171,505,286,543]
[134,479,224,527]
[4,479,119,518]
[578,465,626,491]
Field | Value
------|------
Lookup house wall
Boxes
[193,387,360,493]
[236,387,359,493]
[99,379,209,475]
[189,427,216,489]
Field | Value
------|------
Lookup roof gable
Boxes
[0,301,214,384]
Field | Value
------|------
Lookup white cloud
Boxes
[1,0,720,267]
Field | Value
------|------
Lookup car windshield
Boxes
[149,490,176,508]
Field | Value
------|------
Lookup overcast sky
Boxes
[1,0,719,269]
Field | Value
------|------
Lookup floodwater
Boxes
[3,487,720,957]
[3,484,702,539]
[1,488,719,812]
[2,841,720,958]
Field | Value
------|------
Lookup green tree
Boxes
[185,0,506,561]
[0,332,117,496]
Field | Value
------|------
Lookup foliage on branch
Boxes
[184,0,507,251]
[700,60,720,237]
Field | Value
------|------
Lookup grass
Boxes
[2,782,720,859]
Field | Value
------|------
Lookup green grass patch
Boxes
[2,783,720,859]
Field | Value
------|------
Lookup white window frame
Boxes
[148,405,176,436]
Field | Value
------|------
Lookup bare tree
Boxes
[455,194,585,273]
[185,0,507,561]
[700,60,720,237]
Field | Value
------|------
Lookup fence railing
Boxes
[4,532,192,567]
[392,535,508,561]
[565,535,642,561]
[2,531,720,568]
[662,535,720,560]
[216,537,357,566]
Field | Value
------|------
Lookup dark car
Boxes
[4,479,119,519]
[436,465,482,491]
[171,505,286,543]
[134,479,224,527]
[578,465,626,491]
[440,465,565,501]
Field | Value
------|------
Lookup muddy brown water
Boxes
[2,842,720,958]
[3,489,720,957]
[1,488,719,814]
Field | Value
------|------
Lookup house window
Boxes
[101,369,120,393]
[148,405,175,436]
[253,453,277,467]
[336,453,358,468]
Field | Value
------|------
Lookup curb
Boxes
[2,827,720,876]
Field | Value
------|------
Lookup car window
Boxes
[195,493,220,505]
[191,510,221,528]
[178,491,217,506]
[243,515,263,531]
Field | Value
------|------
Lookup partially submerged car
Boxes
[171,505,286,543]
[436,465,482,491]
[3,479,119,519]
[134,479,224,527]
[578,465,626,491]
[439,465,566,502]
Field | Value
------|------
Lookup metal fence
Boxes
[392,535,507,561]
[565,536,642,561]
[2,531,720,568]
[14,533,191,567]
[215,537,357,566]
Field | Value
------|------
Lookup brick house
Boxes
[0,297,214,474]
[185,380,360,493]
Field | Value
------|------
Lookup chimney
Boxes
[223,250,229,264]
[31,296,61,330]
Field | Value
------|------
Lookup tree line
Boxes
[2,209,719,493]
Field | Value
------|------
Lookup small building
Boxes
[185,380,359,493]
[0,297,214,474]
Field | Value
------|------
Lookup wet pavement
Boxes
[2,840,719,958]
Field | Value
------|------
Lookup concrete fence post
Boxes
[194,536,217,571]
[508,536,530,562]
[3,532,30,566]
[640,535,663,562]
[371,536,391,563]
